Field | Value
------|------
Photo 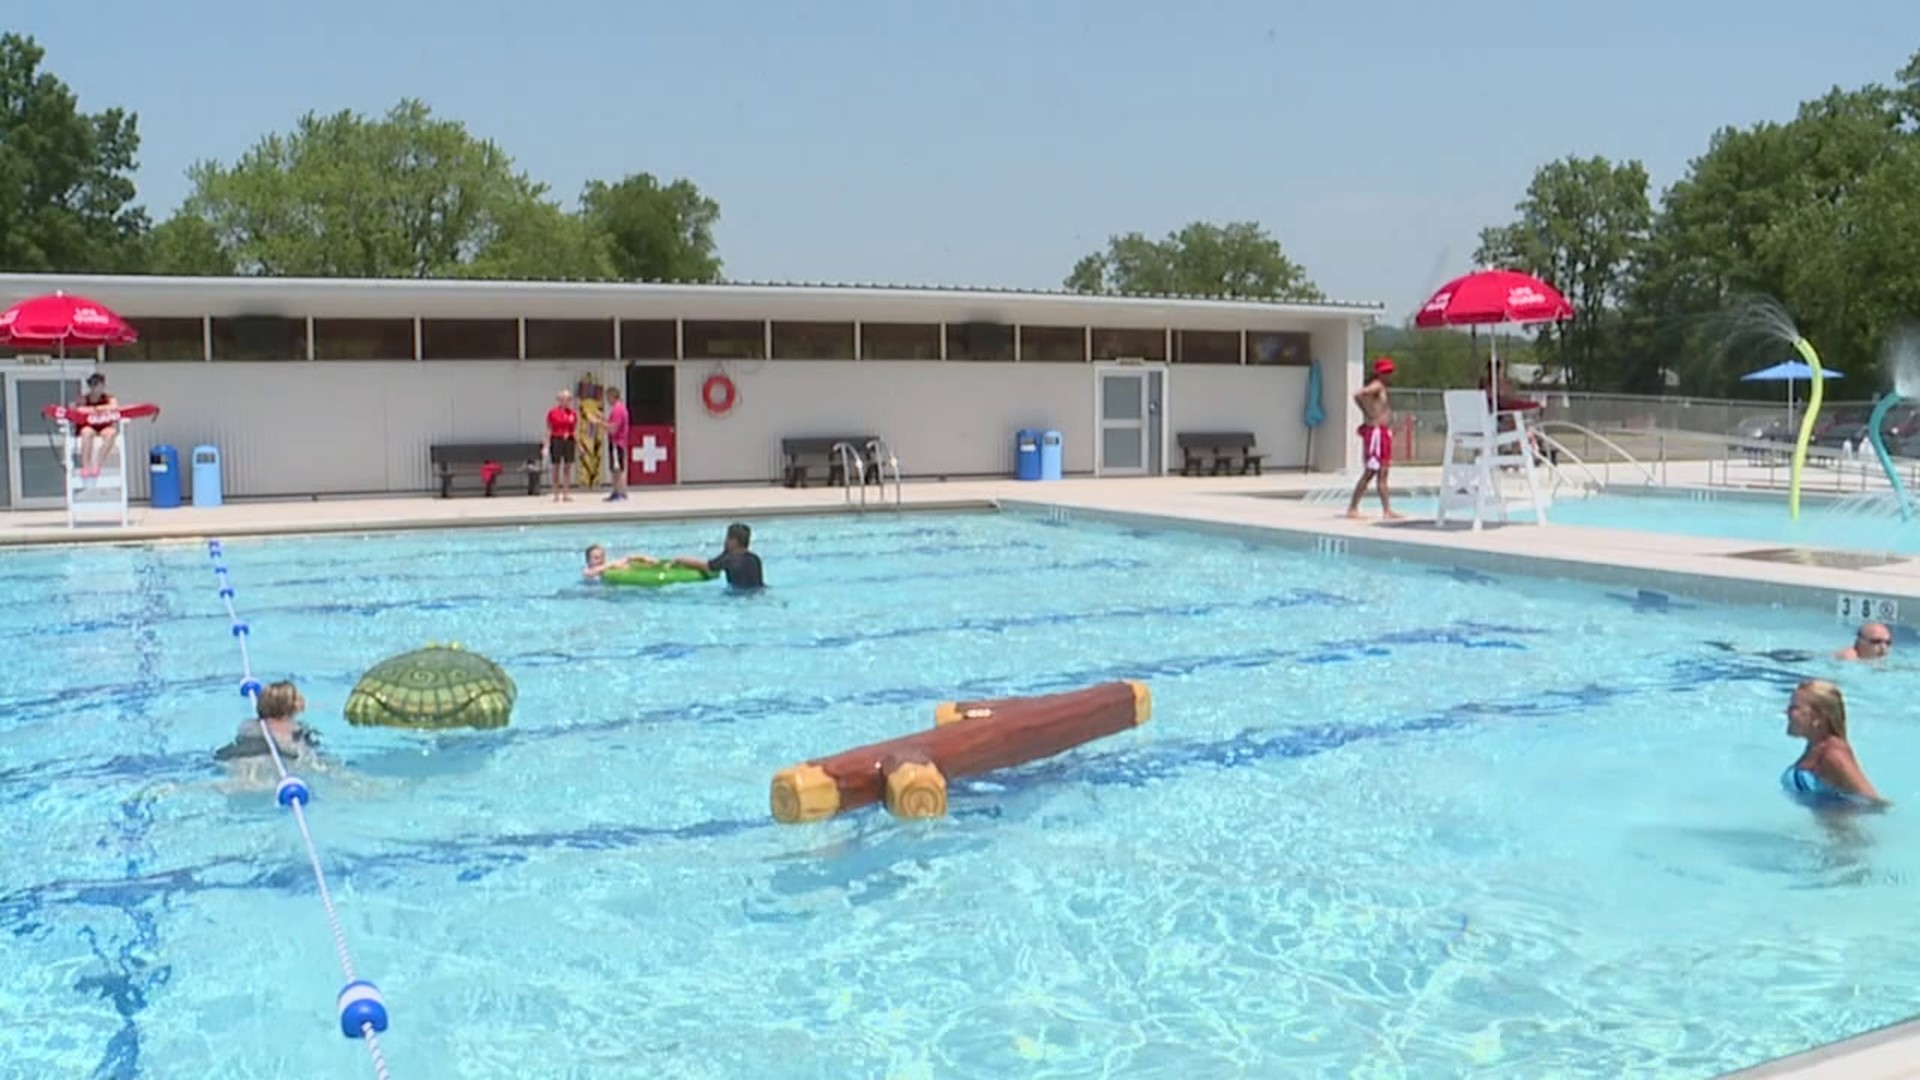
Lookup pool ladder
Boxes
[831,439,904,511]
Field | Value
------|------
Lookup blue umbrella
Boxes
[1741,360,1842,424]
[1302,359,1327,472]
[1740,360,1843,383]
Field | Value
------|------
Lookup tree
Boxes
[1474,156,1651,391]
[579,173,723,282]
[1065,221,1323,301]
[173,98,610,279]
[0,33,149,273]
[1625,70,1916,394]
[143,214,234,275]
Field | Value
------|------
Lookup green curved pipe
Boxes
[1788,337,1825,521]
[1867,392,1914,521]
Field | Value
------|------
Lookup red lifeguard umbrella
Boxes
[0,291,139,348]
[1415,269,1573,407]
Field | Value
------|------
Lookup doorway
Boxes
[625,364,676,426]
[3,363,92,509]
[1094,365,1167,476]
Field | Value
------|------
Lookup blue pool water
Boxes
[1342,488,1920,554]
[4,511,1920,1078]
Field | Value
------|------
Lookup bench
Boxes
[429,442,544,498]
[1177,432,1264,476]
[781,435,882,488]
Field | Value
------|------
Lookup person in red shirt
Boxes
[545,389,578,502]
[598,387,630,503]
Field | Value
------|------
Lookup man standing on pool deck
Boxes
[599,387,630,503]
[1346,357,1403,520]
[545,389,578,503]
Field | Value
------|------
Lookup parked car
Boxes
[1726,414,1791,448]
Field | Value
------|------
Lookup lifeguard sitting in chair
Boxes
[40,372,160,479]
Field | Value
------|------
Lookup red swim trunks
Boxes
[1358,424,1393,471]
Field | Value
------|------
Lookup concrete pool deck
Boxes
[4,464,1918,1078]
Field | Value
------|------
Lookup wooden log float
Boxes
[770,680,1151,824]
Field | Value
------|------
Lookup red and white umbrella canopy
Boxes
[0,291,139,347]
[1416,269,1573,328]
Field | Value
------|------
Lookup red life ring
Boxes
[702,374,737,416]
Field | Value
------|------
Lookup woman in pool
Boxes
[1782,679,1886,810]
[215,680,323,784]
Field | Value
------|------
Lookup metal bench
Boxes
[429,442,544,498]
[780,435,881,488]
[1176,431,1264,476]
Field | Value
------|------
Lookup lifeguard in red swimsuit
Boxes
[1346,358,1403,520]
[71,372,120,479]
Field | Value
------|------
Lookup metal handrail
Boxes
[1531,431,1608,495]
[866,438,903,507]
[1532,420,1660,485]
[832,441,868,509]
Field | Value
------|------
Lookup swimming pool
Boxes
[1299,487,1920,554]
[3,510,1918,1078]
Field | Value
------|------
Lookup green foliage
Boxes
[1366,323,1538,389]
[1475,156,1651,391]
[1066,221,1323,301]
[151,100,723,282]
[0,34,148,273]
[580,173,723,282]
[1484,50,1920,398]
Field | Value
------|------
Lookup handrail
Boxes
[1530,431,1607,495]
[831,441,868,509]
[1531,420,1660,485]
[866,438,903,507]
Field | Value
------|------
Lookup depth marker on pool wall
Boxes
[207,539,396,1079]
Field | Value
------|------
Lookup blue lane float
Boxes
[206,540,394,1077]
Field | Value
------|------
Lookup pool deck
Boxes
[6,463,1919,1078]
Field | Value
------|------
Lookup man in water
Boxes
[1345,357,1403,520]
[1836,622,1893,661]
[636,522,765,589]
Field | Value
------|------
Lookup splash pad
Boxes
[1867,328,1920,522]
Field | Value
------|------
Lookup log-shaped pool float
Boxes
[770,680,1150,824]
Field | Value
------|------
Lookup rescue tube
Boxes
[602,563,715,587]
[42,402,160,425]
[701,374,737,415]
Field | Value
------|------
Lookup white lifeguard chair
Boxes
[1436,389,1549,530]
[59,417,131,528]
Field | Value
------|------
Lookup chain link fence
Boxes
[1383,389,1875,467]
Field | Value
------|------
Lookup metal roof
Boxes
[0,273,1385,328]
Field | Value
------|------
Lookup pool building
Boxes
[0,273,1383,509]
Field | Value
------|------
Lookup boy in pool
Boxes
[581,543,647,580]
[214,680,325,786]
[625,522,766,590]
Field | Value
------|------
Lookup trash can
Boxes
[1039,429,1064,481]
[1015,428,1042,481]
[191,444,223,508]
[149,445,181,509]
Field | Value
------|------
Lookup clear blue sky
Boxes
[16,1,1919,318]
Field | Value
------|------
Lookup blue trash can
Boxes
[1015,428,1042,481]
[191,445,223,508]
[149,445,181,509]
[1040,430,1064,480]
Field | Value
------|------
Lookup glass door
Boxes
[1095,367,1150,476]
[4,363,91,509]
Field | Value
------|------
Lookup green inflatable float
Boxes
[601,563,714,587]
[344,643,516,730]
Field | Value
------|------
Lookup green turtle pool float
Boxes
[344,643,516,730]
